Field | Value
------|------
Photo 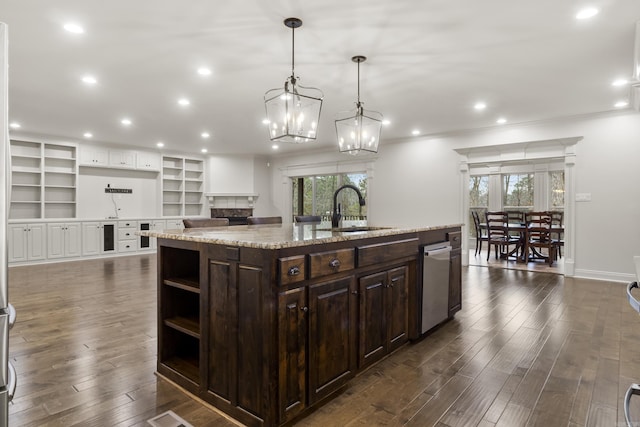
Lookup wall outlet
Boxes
[575,193,592,202]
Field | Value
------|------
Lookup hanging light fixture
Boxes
[264,18,323,144]
[335,56,383,155]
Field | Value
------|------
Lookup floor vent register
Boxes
[147,410,194,427]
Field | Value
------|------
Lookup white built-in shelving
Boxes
[162,156,204,217]
[10,140,77,219]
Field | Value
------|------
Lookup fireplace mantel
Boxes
[205,193,259,209]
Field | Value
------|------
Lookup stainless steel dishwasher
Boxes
[421,242,452,334]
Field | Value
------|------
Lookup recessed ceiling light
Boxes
[272,144,279,150]
[81,75,97,85]
[382,119,391,126]
[121,118,132,126]
[201,148,208,153]
[262,119,270,125]
[63,23,84,34]
[576,7,599,20]
[201,132,210,138]
[83,132,93,138]
[496,117,507,124]
[197,67,212,76]
[156,142,164,148]
[614,100,628,108]
[178,98,190,107]
[411,130,420,136]
[611,78,628,87]
[474,102,487,111]
[9,122,21,129]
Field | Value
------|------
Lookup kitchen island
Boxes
[141,222,461,427]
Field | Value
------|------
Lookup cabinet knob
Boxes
[329,259,341,269]
[300,306,309,313]
[352,290,358,295]
[287,266,301,276]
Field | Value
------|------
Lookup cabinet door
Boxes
[308,276,357,405]
[8,225,27,263]
[65,223,82,257]
[137,152,160,171]
[109,149,136,168]
[81,222,101,255]
[47,223,66,259]
[358,272,387,368]
[387,266,409,352]
[27,223,46,260]
[80,147,108,166]
[448,248,462,317]
[278,287,307,423]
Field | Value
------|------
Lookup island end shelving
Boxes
[144,223,462,427]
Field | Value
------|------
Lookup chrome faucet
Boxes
[331,184,366,228]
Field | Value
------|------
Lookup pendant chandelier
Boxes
[335,56,383,155]
[264,18,324,144]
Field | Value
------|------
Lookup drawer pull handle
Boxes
[288,266,301,276]
[329,259,341,269]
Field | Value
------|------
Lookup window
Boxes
[469,175,489,237]
[292,173,367,220]
[550,171,564,211]
[502,173,534,210]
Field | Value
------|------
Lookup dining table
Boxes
[501,222,564,263]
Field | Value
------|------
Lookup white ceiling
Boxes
[3,0,640,156]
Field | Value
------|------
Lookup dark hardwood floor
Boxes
[7,254,640,426]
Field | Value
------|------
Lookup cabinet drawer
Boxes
[447,231,462,248]
[309,249,354,278]
[279,255,306,285]
[118,220,136,228]
[118,240,137,252]
[118,228,137,240]
[357,238,419,267]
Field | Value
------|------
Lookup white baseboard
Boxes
[572,268,635,283]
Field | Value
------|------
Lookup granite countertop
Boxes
[138,222,462,250]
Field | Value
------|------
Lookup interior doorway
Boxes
[455,137,581,277]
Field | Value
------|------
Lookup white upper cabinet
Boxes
[136,151,161,171]
[79,146,108,166]
[109,149,136,168]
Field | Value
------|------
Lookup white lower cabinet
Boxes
[8,217,175,264]
[8,223,46,263]
[117,220,137,253]
[82,221,117,256]
[47,223,81,259]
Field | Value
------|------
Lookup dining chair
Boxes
[294,215,322,223]
[549,210,564,258]
[247,216,283,225]
[471,209,488,256]
[524,211,556,265]
[485,211,520,261]
[183,218,230,228]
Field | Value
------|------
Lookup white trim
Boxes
[573,269,635,283]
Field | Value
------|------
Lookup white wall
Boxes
[206,155,254,193]
[268,110,640,281]
[204,154,278,216]
[77,168,159,219]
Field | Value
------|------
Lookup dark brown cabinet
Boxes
[155,226,461,427]
[358,266,408,368]
[157,245,201,391]
[277,287,307,422]
[278,276,357,423]
[308,276,357,404]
